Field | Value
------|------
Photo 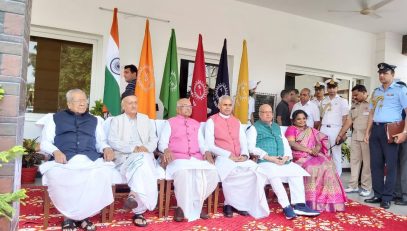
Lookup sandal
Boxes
[77,218,96,231]
[132,213,148,227]
[61,219,77,231]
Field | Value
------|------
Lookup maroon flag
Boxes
[190,34,208,122]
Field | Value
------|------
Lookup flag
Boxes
[135,19,156,119]
[190,34,207,122]
[103,8,121,116]
[211,38,230,115]
[233,40,249,124]
[159,29,179,119]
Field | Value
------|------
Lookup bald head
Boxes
[176,98,192,117]
[258,104,273,124]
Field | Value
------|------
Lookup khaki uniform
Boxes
[348,100,372,191]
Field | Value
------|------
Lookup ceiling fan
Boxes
[328,0,394,18]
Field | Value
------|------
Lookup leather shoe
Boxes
[200,211,209,219]
[223,205,233,218]
[174,207,185,222]
[380,201,391,209]
[395,200,407,206]
[235,210,249,216]
[364,197,382,203]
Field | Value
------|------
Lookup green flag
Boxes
[160,29,179,119]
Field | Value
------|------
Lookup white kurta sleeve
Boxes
[198,126,208,154]
[246,126,267,159]
[205,118,231,157]
[95,116,110,153]
[144,119,158,153]
[108,117,136,153]
[158,121,171,153]
[40,118,58,155]
[239,123,249,157]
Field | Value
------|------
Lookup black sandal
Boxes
[61,219,77,231]
[132,213,148,227]
[77,218,96,231]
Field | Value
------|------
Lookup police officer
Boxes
[364,63,407,209]
[337,84,372,197]
[320,78,349,176]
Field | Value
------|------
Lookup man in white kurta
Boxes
[39,89,116,231]
[291,88,321,129]
[107,93,163,227]
[320,79,349,176]
[159,98,218,222]
[205,95,269,219]
[248,104,320,219]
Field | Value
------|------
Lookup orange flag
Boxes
[135,19,156,119]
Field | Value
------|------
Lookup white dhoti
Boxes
[39,155,115,221]
[166,158,218,221]
[216,156,269,219]
[115,152,164,214]
[258,161,310,208]
[320,125,342,176]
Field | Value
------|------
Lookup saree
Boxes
[285,126,347,212]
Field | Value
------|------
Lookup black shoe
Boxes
[236,210,249,216]
[393,196,402,202]
[364,197,382,203]
[395,200,407,206]
[200,211,209,219]
[174,207,185,222]
[380,201,391,209]
[223,205,233,218]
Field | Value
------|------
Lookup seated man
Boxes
[108,92,163,227]
[158,98,218,222]
[205,95,270,219]
[39,89,116,231]
[247,104,320,219]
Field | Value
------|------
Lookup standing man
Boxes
[276,89,291,126]
[108,92,162,227]
[364,63,407,209]
[336,85,372,197]
[40,89,116,231]
[159,98,218,222]
[205,95,269,219]
[124,64,138,93]
[311,82,325,108]
[291,88,321,129]
[288,89,299,113]
[248,80,260,124]
[320,79,349,176]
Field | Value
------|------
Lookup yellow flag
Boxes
[135,19,156,119]
[233,40,249,124]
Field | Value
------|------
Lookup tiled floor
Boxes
[340,171,407,216]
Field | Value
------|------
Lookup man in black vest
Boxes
[39,89,117,231]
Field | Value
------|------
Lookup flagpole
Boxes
[99,7,170,23]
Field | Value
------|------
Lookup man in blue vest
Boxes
[364,63,407,209]
[40,89,117,231]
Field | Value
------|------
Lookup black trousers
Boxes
[369,123,399,202]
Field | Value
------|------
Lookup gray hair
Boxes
[66,89,86,102]
[176,98,190,107]
[301,88,311,95]
[218,95,233,105]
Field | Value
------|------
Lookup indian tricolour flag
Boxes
[103,8,121,116]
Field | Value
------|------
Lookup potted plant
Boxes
[21,138,42,184]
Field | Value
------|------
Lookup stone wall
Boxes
[0,0,31,230]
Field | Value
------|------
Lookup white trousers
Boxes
[320,125,342,176]
[40,155,114,221]
[173,169,218,221]
[269,177,306,208]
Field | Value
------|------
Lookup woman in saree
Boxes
[285,109,347,212]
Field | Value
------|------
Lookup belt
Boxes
[373,122,389,126]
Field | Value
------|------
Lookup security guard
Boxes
[364,63,407,209]
[320,78,349,176]
[337,84,372,197]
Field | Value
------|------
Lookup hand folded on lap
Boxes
[204,151,215,164]
[103,147,115,161]
[53,150,67,164]
[134,146,149,153]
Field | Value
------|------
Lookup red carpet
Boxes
[19,186,407,230]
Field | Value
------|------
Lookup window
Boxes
[27,36,93,113]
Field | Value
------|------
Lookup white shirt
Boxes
[311,98,324,108]
[321,95,349,126]
[248,96,255,123]
[41,115,109,155]
[246,125,293,159]
[290,100,320,127]
[205,113,249,158]
[158,120,208,154]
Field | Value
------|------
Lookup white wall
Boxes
[31,0,377,118]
